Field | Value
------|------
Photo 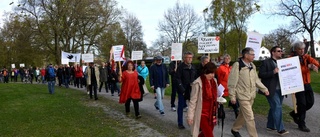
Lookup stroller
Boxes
[23,71,31,83]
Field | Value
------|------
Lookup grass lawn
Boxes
[310,71,320,94]
[0,83,137,137]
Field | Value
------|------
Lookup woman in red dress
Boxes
[187,62,218,137]
[119,61,142,119]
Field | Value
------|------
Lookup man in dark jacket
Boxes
[99,62,109,93]
[259,46,289,135]
[149,56,170,115]
[57,65,64,86]
[63,64,71,88]
[169,60,181,111]
[175,51,197,129]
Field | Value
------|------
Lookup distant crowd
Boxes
[1,41,319,137]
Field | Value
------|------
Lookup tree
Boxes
[158,2,203,44]
[205,0,259,58]
[275,0,320,58]
[121,12,146,58]
[263,27,297,56]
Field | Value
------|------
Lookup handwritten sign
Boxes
[171,43,182,61]
[198,37,220,53]
[131,51,143,61]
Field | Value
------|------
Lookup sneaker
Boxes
[183,107,188,112]
[171,107,176,111]
[299,126,310,132]
[289,111,299,124]
[160,112,165,116]
[231,129,242,137]
[178,125,185,129]
[266,127,276,131]
[278,130,289,135]
[155,106,159,110]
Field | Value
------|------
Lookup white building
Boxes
[314,42,320,58]
[258,46,271,60]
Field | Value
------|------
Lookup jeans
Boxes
[171,81,178,107]
[266,89,284,132]
[177,92,186,126]
[48,81,55,94]
[154,87,165,112]
[64,76,70,88]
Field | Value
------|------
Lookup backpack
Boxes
[48,67,55,78]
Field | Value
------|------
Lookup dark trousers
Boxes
[99,81,108,92]
[295,84,314,127]
[11,76,14,82]
[171,81,178,107]
[4,76,9,83]
[58,76,63,86]
[177,92,186,126]
[110,82,120,95]
[75,77,82,88]
[88,83,98,100]
[125,98,140,116]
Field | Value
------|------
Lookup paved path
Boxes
[69,85,319,137]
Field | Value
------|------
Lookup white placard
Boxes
[277,56,304,95]
[11,64,15,69]
[198,37,220,53]
[171,43,183,61]
[111,45,125,61]
[217,84,225,97]
[61,59,69,65]
[131,51,143,61]
[82,54,94,63]
[245,31,263,60]
[20,63,25,67]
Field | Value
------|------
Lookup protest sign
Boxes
[198,37,220,53]
[11,64,15,69]
[277,56,304,95]
[171,43,182,61]
[81,54,94,63]
[111,45,125,61]
[131,51,143,61]
[61,51,81,63]
[20,63,25,67]
[245,31,263,60]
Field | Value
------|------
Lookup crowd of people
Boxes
[1,41,319,137]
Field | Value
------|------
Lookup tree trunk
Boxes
[309,32,315,58]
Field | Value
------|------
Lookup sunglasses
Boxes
[276,50,283,52]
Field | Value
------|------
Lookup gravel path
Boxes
[69,85,320,137]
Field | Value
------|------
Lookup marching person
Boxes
[259,46,289,135]
[149,56,170,115]
[228,47,269,137]
[99,62,109,93]
[187,62,218,137]
[169,60,181,111]
[85,62,100,100]
[137,61,149,95]
[289,41,319,132]
[119,61,142,119]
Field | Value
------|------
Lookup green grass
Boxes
[0,83,137,137]
[310,71,320,94]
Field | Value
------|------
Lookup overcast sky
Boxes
[0,0,312,47]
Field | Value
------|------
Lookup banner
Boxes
[277,56,304,95]
[11,64,15,69]
[131,51,143,61]
[82,54,94,63]
[171,43,183,61]
[111,45,125,61]
[61,51,81,63]
[19,63,25,67]
[198,37,220,53]
[245,31,263,60]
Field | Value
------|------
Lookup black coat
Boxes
[169,61,181,84]
[175,62,197,100]
[149,63,169,89]
[258,58,279,97]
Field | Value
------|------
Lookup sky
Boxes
[0,0,314,47]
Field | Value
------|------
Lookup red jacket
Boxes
[75,66,83,78]
[298,54,319,84]
[216,63,232,96]
[40,69,46,76]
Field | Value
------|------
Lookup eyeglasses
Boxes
[276,50,283,52]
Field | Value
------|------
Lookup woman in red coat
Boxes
[216,54,239,118]
[75,64,83,88]
[119,61,142,119]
